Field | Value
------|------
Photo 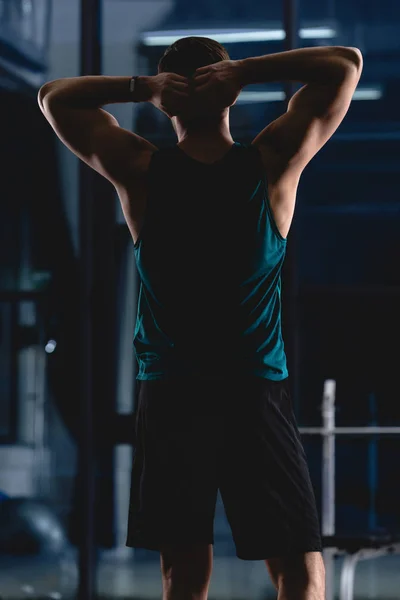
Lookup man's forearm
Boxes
[39,75,153,108]
[238,46,362,87]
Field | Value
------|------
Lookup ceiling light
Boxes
[236,87,382,103]
[142,27,337,47]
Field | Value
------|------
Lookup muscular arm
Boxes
[240,46,363,174]
[237,46,363,237]
[239,46,362,88]
[38,76,156,186]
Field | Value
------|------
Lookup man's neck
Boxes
[176,136,235,163]
[177,132,234,151]
[173,112,233,150]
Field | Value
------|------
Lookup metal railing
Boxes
[299,380,400,600]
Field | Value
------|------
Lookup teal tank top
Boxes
[133,141,288,381]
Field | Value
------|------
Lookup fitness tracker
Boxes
[130,76,140,102]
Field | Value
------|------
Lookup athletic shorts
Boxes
[126,375,323,560]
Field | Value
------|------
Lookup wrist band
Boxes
[130,76,140,102]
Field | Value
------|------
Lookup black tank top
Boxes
[133,141,288,380]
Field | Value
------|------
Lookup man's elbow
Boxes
[344,47,363,74]
[38,83,51,112]
[38,81,59,112]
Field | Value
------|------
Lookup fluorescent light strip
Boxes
[352,88,382,101]
[143,27,336,46]
[236,88,383,103]
[300,27,336,39]
[237,91,285,102]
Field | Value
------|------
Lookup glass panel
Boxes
[0,0,51,53]
[296,0,400,424]
[296,3,400,598]
[0,0,80,597]
[0,296,78,600]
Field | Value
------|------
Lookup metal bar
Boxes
[321,380,336,600]
[10,300,19,444]
[368,393,378,531]
[78,0,102,598]
[303,381,400,599]
[299,427,400,435]
[321,380,336,536]
[44,0,53,58]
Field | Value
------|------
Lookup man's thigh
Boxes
[126,377,222,551]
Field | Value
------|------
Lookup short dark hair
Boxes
[158,36,230,78]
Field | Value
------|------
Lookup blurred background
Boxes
[0,0,399,598]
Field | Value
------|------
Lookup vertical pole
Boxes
[321,380,336,537]
[322,379,336,600]
[78,0,101,598]
[282,0,300,414]
[368,392,378,531]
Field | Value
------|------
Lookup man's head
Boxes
[158,36,230,79]
[158,36,231,135]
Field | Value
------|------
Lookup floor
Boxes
[1,548,400,599]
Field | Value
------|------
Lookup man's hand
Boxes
[147,61,245,119]
[192,60,244,112]
[147,73,190,117]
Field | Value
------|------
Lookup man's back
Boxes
[132,141,288,381]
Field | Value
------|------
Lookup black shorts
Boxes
[126,375,322,560]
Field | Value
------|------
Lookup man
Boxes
[39,37,362,600]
